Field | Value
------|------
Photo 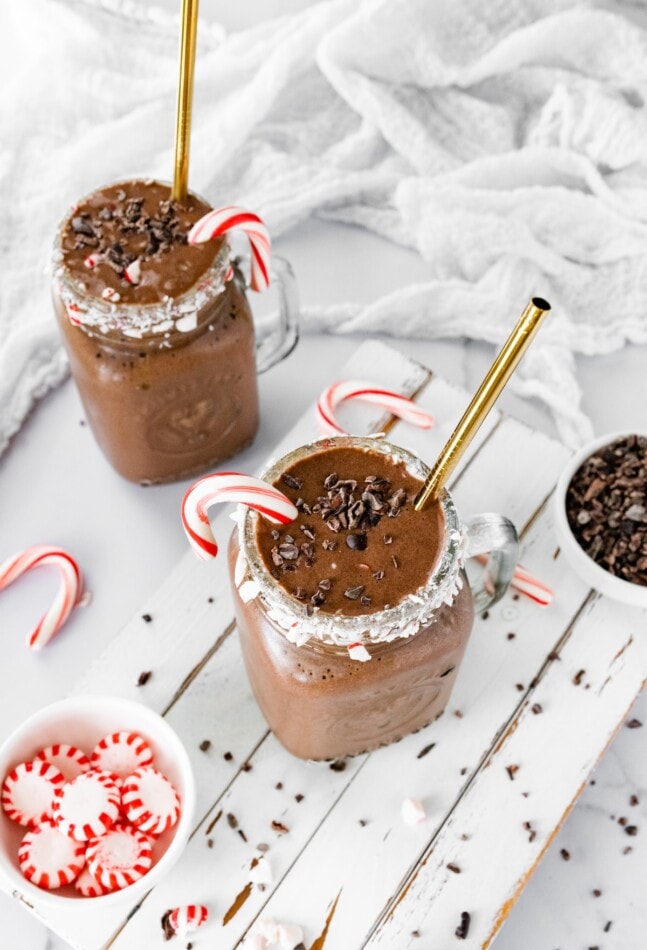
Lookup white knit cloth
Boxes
[2,0,647,453]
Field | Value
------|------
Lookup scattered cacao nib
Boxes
[283,472,303,490]
[604,921,612,933]
[295,793,304,803]
[447,863,461,874]
[227,813,238,829]
[257,843,269,852]
[271,529,280,541]
[573,669,585,686]
[137,670,152,686]
[372,569,385,580]
[329,759,347,772]
[626,718,643,728]
[142,613,153,623]
[531,703,543,714]
[506,764,519,781]
[241,761,252,772]
[359,819,368,827]
[318,578,332,590]
[391,555,400,569]
[547,651,561,661]
[223,751,233,761]
[383,534,393,544]
[207,838,214,848]
[199,740,211,752]
[455,911,471,940]
[311,590,326,607]
[417,742,436,759]
[71,215,95,236]
[454,709,464,719]
[625,825,638,836]
[523,821,537,843]
[565,435,647,586]
[271,820,289,834]
[507,632,516,640]
[630,794,639,806]
[515,683,524,692]
[482,610,490,620]
[238,829,248,842]
[560,848,570,861]
[592,889,602,897]
[411,932,420,939]
[276,782,283,790]
[618,816,628,826]
[161,909,175,940]
[623,846,633,854]
[300,525,316,541]
[360,594,372,607]
[322,539,337,551]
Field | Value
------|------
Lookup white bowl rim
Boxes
[553,429,647,608]
[0,694,196,908]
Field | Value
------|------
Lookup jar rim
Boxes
[237,436,466,647]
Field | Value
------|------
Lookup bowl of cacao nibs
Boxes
[554,432,647,606]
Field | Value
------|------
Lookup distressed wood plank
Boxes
[367,597,647,949]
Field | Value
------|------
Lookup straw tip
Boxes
[531,296,551,312]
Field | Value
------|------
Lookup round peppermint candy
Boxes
[51,769,120,841]
[18,818,86,890]
[90,732,154,781]
[163,905,209,937]
[122,766,180,836]
[34,744,91,783]
[74,864,111,898]
[86,823,152,891]
[2,760,65,827]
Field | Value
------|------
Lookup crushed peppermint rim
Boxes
[238,437,466,648]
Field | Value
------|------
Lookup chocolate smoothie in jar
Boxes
[228,436,518,761]
[52,180,298,484]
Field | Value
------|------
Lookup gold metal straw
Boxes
[414,297,552,511]
[171,0,200,201]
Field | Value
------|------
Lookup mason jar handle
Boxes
[463,513,519,614]
[234,253,299,373]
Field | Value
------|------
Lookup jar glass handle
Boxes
[235,253,299,373]
[463,513,519,613]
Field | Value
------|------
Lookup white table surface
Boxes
[2,3,647,948]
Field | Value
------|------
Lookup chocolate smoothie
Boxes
[229,441,475,760]
[52,180,259,484]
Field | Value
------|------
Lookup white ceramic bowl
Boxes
[0,695,195,907]
[553,430,647,608]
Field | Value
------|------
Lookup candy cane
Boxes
[0,546,83,650]
[510,564,554,606]
[182,472,298,561]
[188,206,271,292]
[474,554,553,607]
[317,380,434,436]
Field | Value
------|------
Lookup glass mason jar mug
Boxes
[52,181,298,485]
[228,436,519,761]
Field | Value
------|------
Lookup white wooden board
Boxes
[4,340,646,950]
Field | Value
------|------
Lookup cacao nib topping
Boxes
[282,473,303,490]
[566,435,646,586]
[347,532,368,551]
[344,585,365,600]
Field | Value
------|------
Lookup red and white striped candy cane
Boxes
[0,545,83,650]
[182,472,298,561]
[188,206,271,292]
[317,380,434,436]
[474,554,553,607]
[510,564,554,606]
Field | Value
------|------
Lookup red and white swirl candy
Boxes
[317,380,434,436]
[164,905,209,938]
[188,206,271,292]
[0,545,83,650]
[182,472,298,560]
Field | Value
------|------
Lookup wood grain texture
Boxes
[6,340,645,950]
